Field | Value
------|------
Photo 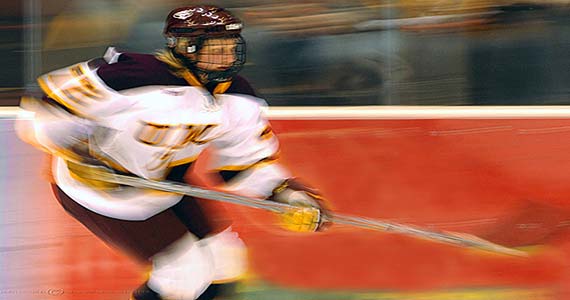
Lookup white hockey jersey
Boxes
[29,61,290,220]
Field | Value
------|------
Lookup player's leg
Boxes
[151,196,247,300]
[53,185,246,300]
[52,186,215,299]
[133,196,247,300]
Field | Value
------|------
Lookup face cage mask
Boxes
[170,35,246,83]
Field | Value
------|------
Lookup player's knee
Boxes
[198,228,248,282]
[148,233,215,299]
[146,230,247,299]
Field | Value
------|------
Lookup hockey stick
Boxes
[67,162,527,257]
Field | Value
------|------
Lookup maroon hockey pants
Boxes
[51,184,216,262]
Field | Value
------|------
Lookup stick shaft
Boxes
[326,214,526,257]
[75,164,526,257]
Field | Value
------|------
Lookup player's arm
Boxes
[17,95,95,162]
[211,98,330,232]
[17,58,124,165]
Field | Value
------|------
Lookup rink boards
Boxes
[3,106,570,299]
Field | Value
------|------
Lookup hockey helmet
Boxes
[164,6,246,83]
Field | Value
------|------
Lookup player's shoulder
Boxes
[95,48,187,91]
[219,93,268,125]
[37,57,123,117]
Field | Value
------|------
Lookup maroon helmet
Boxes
[163,6,246,83]
[164,6,243,38]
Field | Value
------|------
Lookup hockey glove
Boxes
[269,178,330,233]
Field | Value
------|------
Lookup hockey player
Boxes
[17,5,330,300]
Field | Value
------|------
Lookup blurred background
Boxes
[3,2,570,300]
[1,0,569,106]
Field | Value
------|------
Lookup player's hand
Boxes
[269,178,331,233]
[279,205,323,232]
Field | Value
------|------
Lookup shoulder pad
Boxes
[95,52,186,91]
[37,61,120,118]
